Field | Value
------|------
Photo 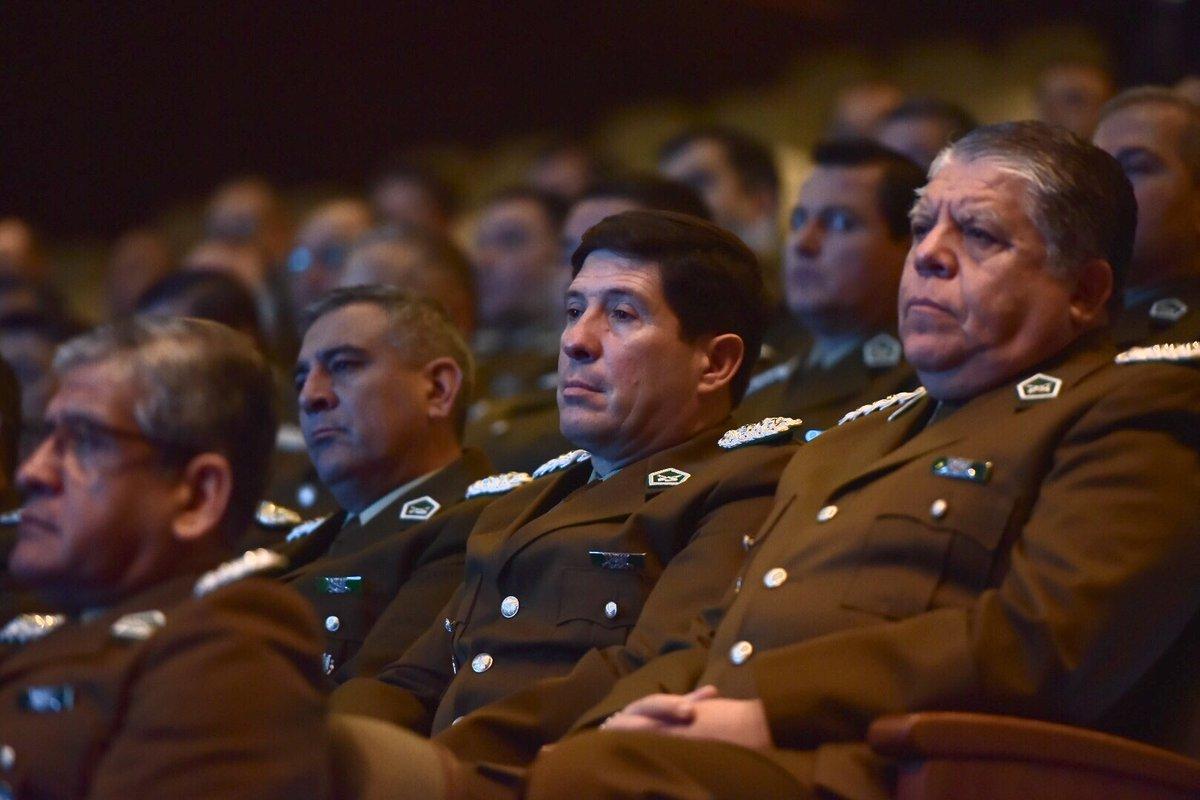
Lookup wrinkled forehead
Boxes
[920,153,1039,214]
[569,250,665,299]
[48,358,138,421]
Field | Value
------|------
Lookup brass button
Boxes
[471,653,494,673]
[930,498,948,519]
[729,640,754,665]
[500,596,520,619]
[604,601,619,619]
[816,505,838,522]
[763,567,788,589]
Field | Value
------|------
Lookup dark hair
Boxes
[881,98,978,144]
[370,156,457,218]
[134,270,264,347]
[571,210,765,404]
[935,120,1137,314]
[483,186,570,231]
[1098,86,1200,183]
[580,173,713,220]
[658,126,780,196]
[54,317,277,545]
[302,285,475,436]
[811,139,928,239]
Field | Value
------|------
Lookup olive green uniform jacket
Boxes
[440,336,1200,799]
[0,572,329,800]
[278,448,494,683]
[332,421,798,735]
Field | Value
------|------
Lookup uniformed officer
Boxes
[331,210,798,734]
[735,140,924,431]
[0,316,328,799]
[359,123,1200,800]
[1093,87,1200,345]
[464,174,713,473]
[281,285,500,681]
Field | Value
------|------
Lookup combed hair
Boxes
[811,139,927,239]
[302,286,476,435]
[571,210,765,404]
[929,120,1137,313]
[658,126,780,196]
[581,173,713,220]
[1098,86,1200,183]
[53,317,277,544]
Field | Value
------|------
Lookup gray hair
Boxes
[54,316,277,542]
[927,120,1136,311]
[1098,86,1200,183]
[301,285,476,435]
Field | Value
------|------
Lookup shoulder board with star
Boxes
[718,417,803,450]
[1115,341,1200,365]
[285,514,329,542]
[0,613,66,645]
[838,387,928,426]
[255,500,303,530]
[532,449,591,478]
[194,548,289,597]
[465,471,534,499]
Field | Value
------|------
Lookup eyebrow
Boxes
[293,344,369,378]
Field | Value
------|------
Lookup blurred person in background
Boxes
[874,97,978,170]
[1094,86,1200,345]
[1177,75,1200,106]
[285,199,374,323]
[370,158,457,235]
[827,80,905,139]
[0,218,49,287]
[205,176,294,268]
[526,139,608,204]
[1035,60,1115,138]
[736,140,922,430]
[105,228,174,319]
[0,310,83,460]
[471,187,568,400]
[338,227,477,338]
[465,174,712,472]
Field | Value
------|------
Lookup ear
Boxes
[1068,258,1114,329]
[170,453,234,544]
[422,357,464,422]
[696,333,745,399]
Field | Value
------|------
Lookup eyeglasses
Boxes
[287,244,349,275]
[27,416,184,472]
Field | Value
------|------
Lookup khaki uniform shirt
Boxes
[332,421,798,735]
[0,572,329,800]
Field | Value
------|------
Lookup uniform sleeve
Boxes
[86,580,331,800]
[329,583,466,732]
[751,372,1200,749]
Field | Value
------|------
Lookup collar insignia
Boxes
[838,387,927,425]
[195,548,288,597]
[399,495,441,522]
[1149,297,1189,323]
[466,471,533,499]
[532,449,591,478]
[285,515,329,542]
[111,610,167,641]
[718,417,803,449]
[646,467,691,489]
[0,613,66,644]
[1116,341,1200,364]
[255,501,302,530]
[1016,373,1062,402]
[862,333,902,368]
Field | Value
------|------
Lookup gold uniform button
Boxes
[604,601,619,619]
[729,640,754,665]
[471,653,494,673]
[763,567,788,589]
[816,505,838,522]
[930,498,949,519]
[324,615,340,632]
[500,596,520,618]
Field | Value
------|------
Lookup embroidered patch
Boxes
[195,548,288,597]
[718,417,803,449]
[646,467,691,489]
[399,496,441,522]
[1015,373,1062,402]
[465,472,533,498]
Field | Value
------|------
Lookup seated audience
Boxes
[370,158,457,235]
[875,97,978,170]
[105,228,174,319]
[1035,60,1115,138]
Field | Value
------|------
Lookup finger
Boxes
[620,694,695,723]
[684,685,719,702]
[601,712,675,733]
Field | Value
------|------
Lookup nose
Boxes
[911,221,958,280]
[298,367,337,415]
[17,433,61,499]
[561,309,601,364]
[789,217,822,258]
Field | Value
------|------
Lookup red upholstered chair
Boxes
[868,713,1200,800]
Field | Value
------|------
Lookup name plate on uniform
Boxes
[20,685,75,713]
[931,456,993,484]
[588,551,646,571]
[317,576,363,595]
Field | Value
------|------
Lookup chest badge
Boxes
[1015,373,1062,402]
[1149,297,1188,323]
[646,467,691,489]
[399,495,441,522]
[932,456,993,484]
[588,551,646,571]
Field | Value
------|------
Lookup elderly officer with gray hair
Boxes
[355,121,1200,800]
[0,317,329,800]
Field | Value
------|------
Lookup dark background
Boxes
[2,0,1197,239]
